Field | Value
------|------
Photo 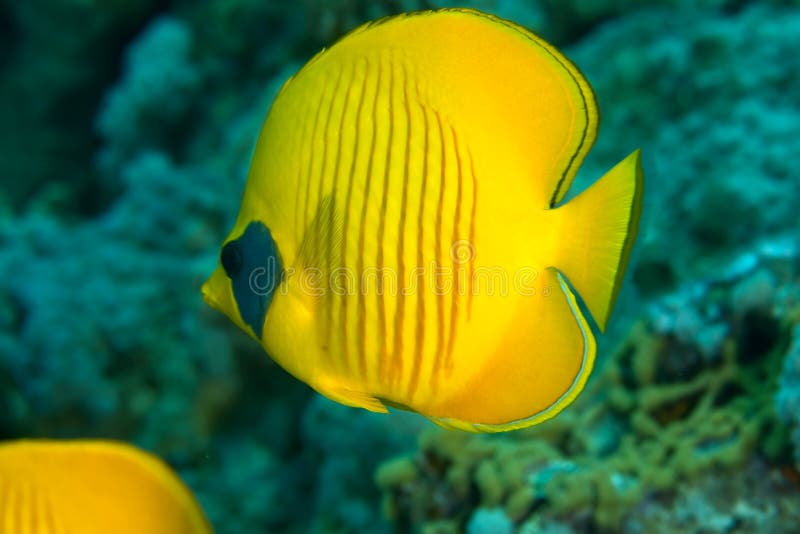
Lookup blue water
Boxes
[1,1,798,532]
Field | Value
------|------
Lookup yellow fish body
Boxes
[203,9,643,432]
[0,440,211,533]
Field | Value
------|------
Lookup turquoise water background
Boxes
[1,1,799,532]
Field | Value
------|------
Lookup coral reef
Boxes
[376,239,799,531]
[568,3,800,287]
[2,1,800,532]
[302,397,424,532]
[0,2,159,212]
[2,1,429,528]
[96,18,202,177]
[622,459,800,534]
[0,150,237,445]
[466,508,515,534]
[776,326,800,468]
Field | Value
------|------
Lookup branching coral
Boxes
[776,325,800,468]
[96,17,202,177]
[376,243,799,532]
[3,2,800,533]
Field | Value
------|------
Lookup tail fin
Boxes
[550,149,643,332]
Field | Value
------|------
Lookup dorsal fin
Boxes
[287,8,599,209]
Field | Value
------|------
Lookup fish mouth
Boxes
[201,268,227,309]
[201,280,215,306]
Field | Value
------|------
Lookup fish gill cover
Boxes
[0,1,799,533]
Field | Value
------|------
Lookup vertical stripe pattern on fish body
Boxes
[202,9,644,432]
[280,45,480,405]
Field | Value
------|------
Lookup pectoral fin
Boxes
[290,194,345,311]
[316,379,389,413]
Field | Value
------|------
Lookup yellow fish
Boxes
[0,440,211,533]
[203,8,643,432]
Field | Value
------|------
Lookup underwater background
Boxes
[1,0,799,532]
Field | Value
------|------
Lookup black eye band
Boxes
[220,241,243,276]
[219,222,282,339]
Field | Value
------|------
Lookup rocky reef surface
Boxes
[1,1,798,532]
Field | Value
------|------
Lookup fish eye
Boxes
[220,221,282,339]
[220,241,243,277]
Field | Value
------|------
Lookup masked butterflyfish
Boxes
[0,439,211,533]
[203,8,643,432]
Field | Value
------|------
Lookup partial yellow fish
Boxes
[203,8,643,432]
[0,440,211,533]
